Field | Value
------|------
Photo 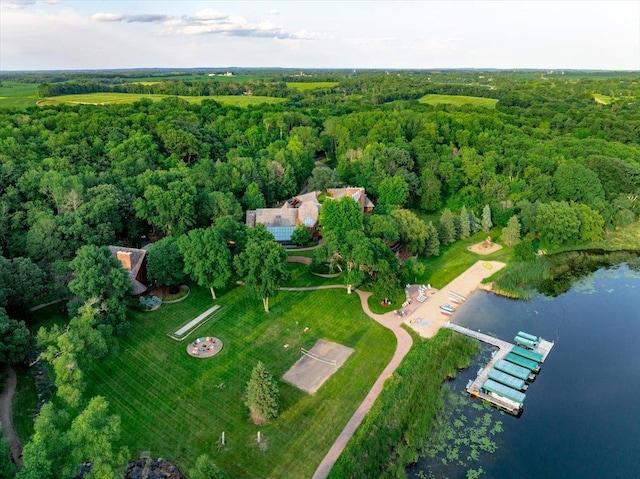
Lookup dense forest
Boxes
[1,69,639,478]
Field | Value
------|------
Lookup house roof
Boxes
[108,245,148,295]
[254,207,299,227]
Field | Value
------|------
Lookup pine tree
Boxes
[501,215,521,246]
[438,209,457,245]
[459,206,471,239]
[425,221,440,257]
[245,361,279,425]
[482,204,493,233]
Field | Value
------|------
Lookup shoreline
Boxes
[404,260,506,338]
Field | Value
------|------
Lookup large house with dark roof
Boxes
[108,245,149,296]
[245,191,321,243]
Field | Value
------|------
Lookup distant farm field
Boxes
[419,94,498,108]
[286,82,339,91]
[38,93,287,107]
[0,81,40,108]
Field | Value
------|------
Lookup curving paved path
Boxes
[0,364,22,466]
[279,284,413,479]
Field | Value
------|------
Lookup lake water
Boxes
[407,263,640,479]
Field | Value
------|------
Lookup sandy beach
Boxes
[404,260,506,338]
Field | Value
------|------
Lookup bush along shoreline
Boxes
[329,329,479,479]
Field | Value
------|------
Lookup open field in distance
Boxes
[38,92,287,107]
[418,94,499,108]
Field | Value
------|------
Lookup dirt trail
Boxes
[311,289,412,479]
[0,364,22,466]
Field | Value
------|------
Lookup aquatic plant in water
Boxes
[418,385,504,478]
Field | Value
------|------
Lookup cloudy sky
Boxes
[1,0,639,71]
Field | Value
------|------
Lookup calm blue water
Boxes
[408,263,640,479]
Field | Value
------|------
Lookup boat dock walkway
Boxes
[445,322,555,414]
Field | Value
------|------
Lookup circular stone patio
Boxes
[187,337,223,358]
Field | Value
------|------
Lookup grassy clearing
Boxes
[80,284,393,477]
[417,228,514,288]
[0,81,39,109]
[329,328,479,478]
[418,94,498,109]
[38,93,286,107]
[283,262,342,288]
[286,82,339,91]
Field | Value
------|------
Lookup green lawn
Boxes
[283,262,342,288]
[81,284,394,477]
[38,93,286,107]
[418,94,498,109]
[417,227,514,288]
[286,82,339,91]
[0,81,40,109]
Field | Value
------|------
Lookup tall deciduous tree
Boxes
[17,403,72,479]
[68,245,131,334]
[146,236,187,287]
[68,396,129,478]
[234,225,289,312]
[178,228,232,299]
[308,167,340,192]
[536,201,580,248]
[0,256,48,319]
[377,176,409,207]
[190,454,226,479]
[0,308,30,365]
[319,196,363,245]
[390,209,427,255]
[245,361,279,425]
[418,167,442,212]
[242,182,266,210]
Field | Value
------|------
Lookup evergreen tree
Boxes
[482,204,493,232]
[425,221,440,257]
[438,209,457,245]
[459,206,471,239]
[245,361,279,425]
[501,215,521,246]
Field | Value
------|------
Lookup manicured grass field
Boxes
[283,262,341,288]
[417,227,513,288]
[286,82,339,91]
[0,81,40,109]
[38,93,287,107]
[418,94,498,108]
[82,284,394,477]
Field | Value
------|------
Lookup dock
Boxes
[445,322,554,415]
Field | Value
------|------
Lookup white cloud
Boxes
[91,13,170,23]
[89,7,325,40]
